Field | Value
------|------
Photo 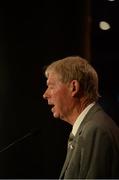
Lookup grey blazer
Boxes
[59,103,119,179]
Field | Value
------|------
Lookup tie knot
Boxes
[68,132,74,149]
[69,132,74,142]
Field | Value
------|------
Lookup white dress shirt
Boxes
[72,102,95,136]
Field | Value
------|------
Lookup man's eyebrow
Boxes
[46,81,52,86]
[45,80,48,86]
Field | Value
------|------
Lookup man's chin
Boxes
[53,113,59,119]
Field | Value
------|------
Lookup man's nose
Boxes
[43,92,46,99]
[43,90,48,99]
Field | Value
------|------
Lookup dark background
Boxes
[0,1,119,178]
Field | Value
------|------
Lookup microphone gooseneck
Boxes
[0,128,41,153]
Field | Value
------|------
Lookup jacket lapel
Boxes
[59,138,75,179]
[59,103,102,179]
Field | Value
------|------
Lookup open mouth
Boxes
[48,103,55,112]
[51,105,55,112]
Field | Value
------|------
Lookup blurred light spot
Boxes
[99,21,111,30]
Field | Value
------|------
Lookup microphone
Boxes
[0,128,41,153]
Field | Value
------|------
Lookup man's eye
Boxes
[50,86,54,89]
[48,85,54,89]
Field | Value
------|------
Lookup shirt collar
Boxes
[72,102,95,136]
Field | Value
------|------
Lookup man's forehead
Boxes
[46,73,57,83]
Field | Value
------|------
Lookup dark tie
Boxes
[68,132,74,149]
[59,132,75,179]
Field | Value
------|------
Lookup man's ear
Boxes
[70,80,80,97]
